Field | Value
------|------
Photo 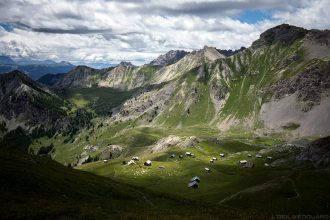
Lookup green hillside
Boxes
[0,150,241,220]
[56,87,137,115]
[79,137,330,216]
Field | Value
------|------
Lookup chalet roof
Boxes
[190,176,201,182]
[239,160,247,164]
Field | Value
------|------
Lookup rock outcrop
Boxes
[252,24,308,49]
[151,135,199,153]
[150,50,189,66]
[270,60,330,112]
[297,136,330,168]
[217,47,246,57]
[99,145,124,160]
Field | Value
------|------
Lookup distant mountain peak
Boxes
[0,57,75,80]
[74,65,95,70]
[199,45,225,61]
[59,61,73,65]
[150,50,189,66]
[0,55,16,65]
[52,65,98,88]
[118,61,135,67]
[202,45,215,50]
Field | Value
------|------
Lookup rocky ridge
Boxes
[0,70,66,126]
[150,50,189,66]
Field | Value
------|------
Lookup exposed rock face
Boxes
[200,46,225,61]
[260,143,304,155]
[76,155,91,166]
[306,29,330,45]
[217,47,246,57]
[297,136,330,168]
[210,79,229,101]
[252,24,308,49]
[179,136,199,148]
[111,80,176,123]
[99,145,124,160]
[150,50,189,66]
[303,29,330,59]
[84,145,98,153]
[98,62,140,90]
[270,61,330,112]
[151,46,224,84]
[260,94,330,137]
[151,135,199,152]
[152,135,182,152]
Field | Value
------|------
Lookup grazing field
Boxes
[55,87,137,115]
[0,150,243,220]
[78,135,330,215]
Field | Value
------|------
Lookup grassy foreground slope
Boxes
[80,137,330,216]
[0,150,241,220]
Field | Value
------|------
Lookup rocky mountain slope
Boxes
[98,61,145,90]
[217,46,246,57]
[150,50,189,66]
[0,70,67,129]
[104,24,330,137]
[50,46,224,90]
[0,24,329,139]
[53,65,102,88]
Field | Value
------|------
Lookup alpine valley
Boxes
[1,24,330,219]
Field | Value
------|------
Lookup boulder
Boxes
[151,135,199,153]
[77,155,91,166]
[99,145,124,160]
[297,136,330,168]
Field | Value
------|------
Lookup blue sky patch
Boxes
[237,10,272,24]
[0,23,14,32]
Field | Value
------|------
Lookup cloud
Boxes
[130,0,301,16]
[272,0,330,30]
[0,0,328,65]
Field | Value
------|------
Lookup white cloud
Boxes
[272,0,330,30]
[0,0,328,65]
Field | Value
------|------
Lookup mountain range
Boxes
[0,56,75,80]
[0,23,329,147]
[27,24,329,138]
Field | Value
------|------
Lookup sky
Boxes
[0,0,329,66]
